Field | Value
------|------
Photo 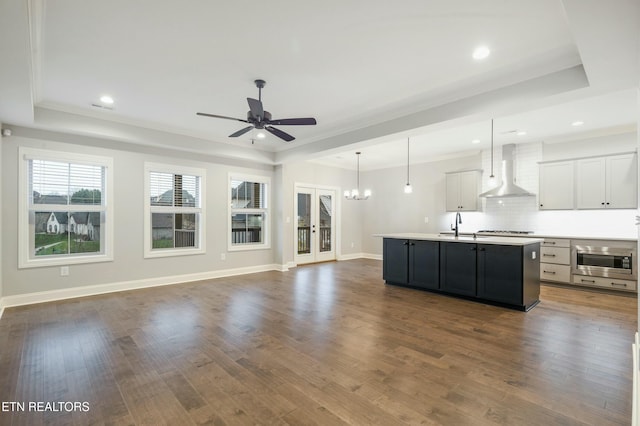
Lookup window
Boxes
[144,163,205,258]
[229,174,270,250]
[19,148,113,268]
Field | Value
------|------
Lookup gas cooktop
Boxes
[477,230,533,235]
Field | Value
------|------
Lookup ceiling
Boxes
[0,1,638,169]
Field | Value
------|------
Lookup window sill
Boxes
[144,248,206,259]
[227,243,271,252]
[19,253,113,269]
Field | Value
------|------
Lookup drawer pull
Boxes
[611,282,628,287]
[581,279,596,283]
[542,254,556,257]
[545,241,556,245]
[543,270,556,274]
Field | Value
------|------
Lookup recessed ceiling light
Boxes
[516,131,527,136]
[571,120,584,126]
[472,46,490,60]
[256,132,266,139]
[100,95,114,104]
[471,139,480,144]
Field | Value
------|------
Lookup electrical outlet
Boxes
[60,266,69,276]
[220,253,226,261]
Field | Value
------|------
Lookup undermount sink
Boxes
[438,234,489,240]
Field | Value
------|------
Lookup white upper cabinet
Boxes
[606,154,637,209]
[575,157,606,209]
[539,161,574,210]
[446,170,481,212]
[577,153,637,209]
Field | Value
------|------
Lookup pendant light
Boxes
[344,152,371,200]
[404,137,413,194]
[488,119,496,185]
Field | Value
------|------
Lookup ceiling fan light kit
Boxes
[197,79,317,142]
[345,152,371,200]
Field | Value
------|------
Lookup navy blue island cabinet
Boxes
[383,239,439,289]
[381,236,540,311]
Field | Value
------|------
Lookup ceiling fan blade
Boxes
[268,117,317,126]
[229,126,254,138]
[265,126,295,142]
[197,112,249,123]
[247,98,264,120]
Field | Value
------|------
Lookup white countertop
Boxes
[375,233,543,246]
[528,232,636,242]
[439,231,637,242]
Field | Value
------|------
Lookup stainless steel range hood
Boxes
[479,144,535,198]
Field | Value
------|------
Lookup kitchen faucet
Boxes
[451,211,462,237]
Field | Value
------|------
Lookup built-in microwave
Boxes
[572,245,636,280]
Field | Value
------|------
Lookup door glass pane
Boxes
[319,194,332,252]
[297,193,311,254]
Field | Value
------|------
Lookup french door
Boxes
[294,186,336,264]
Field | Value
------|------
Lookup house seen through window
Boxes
[145,164,205,257]
[20,148,113,268]
[230,176,269,249]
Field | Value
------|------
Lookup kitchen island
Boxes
[377,233,543,311]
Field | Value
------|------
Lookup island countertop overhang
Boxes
[374,233,543,246]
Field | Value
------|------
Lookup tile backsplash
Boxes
[464,141,639,238]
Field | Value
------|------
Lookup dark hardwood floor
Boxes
[0,259,636,425]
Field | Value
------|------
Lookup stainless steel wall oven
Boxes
[572,245,636,280]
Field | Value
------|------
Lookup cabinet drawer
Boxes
[572,275,637,292]
[540,263,570,283]
[541,238,570,248]
[540,246,570,265]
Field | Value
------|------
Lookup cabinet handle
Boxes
[581,279,596,283]
[545,241,556,245]
[601,202,605,205]
[539,204,543,207]
[470,247,477,251]
[479,247,485,251]
[543,270,556,274]
[606,202,610,205]
[410,242,415,246]
[542,254,556,257]
[403,241,409,245]
[611,282,628,287]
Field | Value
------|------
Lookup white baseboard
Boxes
[0,263,289,310]
[339,252,382,261]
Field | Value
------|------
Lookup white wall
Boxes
[360,154,482,254]
[0,124,4,309]
[1,128,277,298]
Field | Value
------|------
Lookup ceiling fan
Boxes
[197,79,317,142]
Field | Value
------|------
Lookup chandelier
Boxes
[344,152,371,200]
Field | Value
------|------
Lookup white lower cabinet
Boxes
[572,275,637,292]
[540,263,571,283]
[539,238,571,283]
